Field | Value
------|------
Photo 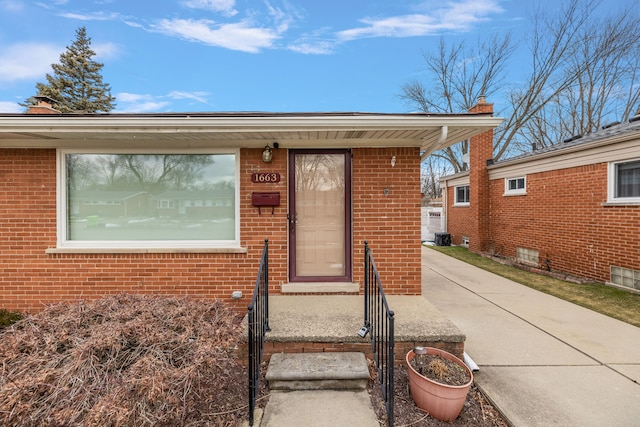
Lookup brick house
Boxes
[0,99,500,313]
[442,102,640,291]
[72,191,149,219]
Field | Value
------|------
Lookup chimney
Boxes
[27,95,61,114]
[467,96,494,254]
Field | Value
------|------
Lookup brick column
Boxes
[467,97,494,254]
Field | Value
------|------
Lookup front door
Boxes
[288,150,352,282]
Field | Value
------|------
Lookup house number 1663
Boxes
[251,172,281,183]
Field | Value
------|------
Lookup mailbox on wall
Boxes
[251,192,280,215]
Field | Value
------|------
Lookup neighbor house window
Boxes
[58,150,239,248]
[454,185,470,205]
[505,177,526,195]
[609,159,640,203]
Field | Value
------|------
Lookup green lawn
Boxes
[426,245,640,328]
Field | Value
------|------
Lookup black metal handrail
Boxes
[363,241,395,426]
[248,239,270,426]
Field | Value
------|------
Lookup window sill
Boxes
[46,246,248,254]
[453,203,470,207]
[504,192,527,197]
[601,201,640,207]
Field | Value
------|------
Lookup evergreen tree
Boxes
[26,27,115,113]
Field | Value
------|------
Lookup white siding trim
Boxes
[488,138,639,180]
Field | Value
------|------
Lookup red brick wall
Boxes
[468,101,494,253]
[444,184,470,246]
[0,147,421,313]
[488,163,640,283]
[444,98,640,284]
[237,339,464,366]
[445,156,640,283]
[352,147,422,295]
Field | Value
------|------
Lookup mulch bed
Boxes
[369,364,509,426]
[1,294,508,426]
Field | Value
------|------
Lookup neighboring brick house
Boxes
[72,191,149,219]
[442,103,640,291]
[0,99,501,313]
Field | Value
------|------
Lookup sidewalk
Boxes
[422,246,640,426]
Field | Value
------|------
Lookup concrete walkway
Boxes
[422,246,640,426]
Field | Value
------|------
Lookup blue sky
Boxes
[0,0,623,113]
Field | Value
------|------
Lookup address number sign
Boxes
[251,172,281,183]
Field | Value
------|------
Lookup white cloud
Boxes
[92,42,120,60]
[337,0,504,41]
[115,91,209,112]
[0,43,60,83]
[182,0,237,16]
[116,92,149,103]
[0,0,24,12]
[286,0,504,55]
[0,101,22,113]
[34,0,69,10]
[57,11,121,21]
[264,0,297,33]
[153,18,280,53]
[168,91,209,104]
[0,40,119,85]
[123,20,144,29]
[441,0,504,26]
[338,15,430,40]
[115,92,170,113]
[288,40,334,55]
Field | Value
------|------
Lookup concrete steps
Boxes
[266,352,370,390]
[245,295,466,364]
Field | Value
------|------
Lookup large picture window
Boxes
[59,150,239,248]
[609,159,640,203]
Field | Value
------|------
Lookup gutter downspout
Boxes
[442,178,448,233]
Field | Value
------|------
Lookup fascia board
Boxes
[488,134,640,179]
[0,115,503,133]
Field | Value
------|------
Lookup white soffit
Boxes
[0,113,502,152]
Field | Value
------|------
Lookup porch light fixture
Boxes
[262,144,273,163]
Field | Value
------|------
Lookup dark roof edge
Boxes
[0,111,495,119]
[491,116,640,166]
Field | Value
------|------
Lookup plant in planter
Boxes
[406,346,473,421]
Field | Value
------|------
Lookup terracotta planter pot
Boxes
[406,347,473,422]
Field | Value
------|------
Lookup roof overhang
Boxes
[0,112,503,156]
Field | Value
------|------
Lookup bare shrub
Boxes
[0,294,246,426]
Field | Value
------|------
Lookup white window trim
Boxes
[607,158,640,204]
[504,176,526,196]
[454,185,470,206]
[56,148,241,250]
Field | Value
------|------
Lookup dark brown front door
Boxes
[288,150,352,282]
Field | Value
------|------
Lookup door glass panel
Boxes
[295,153,345,276]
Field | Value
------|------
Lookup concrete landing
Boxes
[268,295,464,343]
[261,295,466,361]
[266,352,370,390]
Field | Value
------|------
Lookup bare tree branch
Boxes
[402,0,639,172]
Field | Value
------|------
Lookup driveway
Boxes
[422,246,640,426]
